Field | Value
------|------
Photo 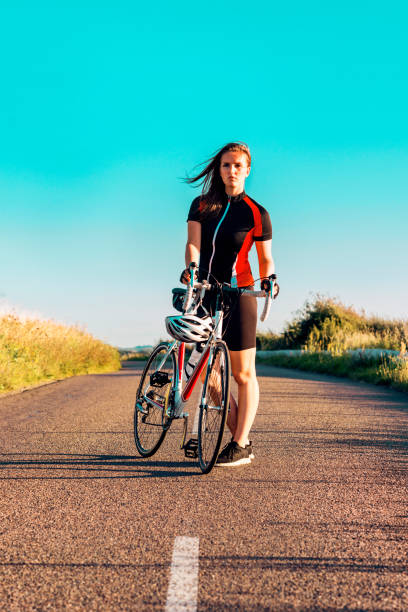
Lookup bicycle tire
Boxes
[134,342,176,457]
[198,339,231,473]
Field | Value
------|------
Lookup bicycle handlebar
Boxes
[176,278,275,322]
[260,289,272,322]
[183,284,194,312]
[183,263,197,313]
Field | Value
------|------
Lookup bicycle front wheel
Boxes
[134,343,176,457]
[198,340,231,473]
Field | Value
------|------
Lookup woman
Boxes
[181,142,279,466]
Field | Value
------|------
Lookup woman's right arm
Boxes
[185,220,201,267]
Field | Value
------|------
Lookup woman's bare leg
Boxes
[229,348,258,447]
[227,392,238,436]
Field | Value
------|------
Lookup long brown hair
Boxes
[185,142,251,219]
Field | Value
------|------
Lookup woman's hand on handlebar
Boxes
[261,275,280,299]
[180,268,190,284]
[180,263,198,285]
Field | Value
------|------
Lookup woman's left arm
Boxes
[255,239,275,279]
[256,239,279,297]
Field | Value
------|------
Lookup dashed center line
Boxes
[165,536,199,612]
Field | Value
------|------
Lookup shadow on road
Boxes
[200,553,407,574]
[0,454,201,479]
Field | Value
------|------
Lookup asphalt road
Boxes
[1,362,408,611]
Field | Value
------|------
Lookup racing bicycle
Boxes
[133,266,275,474]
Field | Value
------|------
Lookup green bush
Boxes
[256,296,408,392]
[257,296,408,353]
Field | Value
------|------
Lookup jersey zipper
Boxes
[206,196,231,281]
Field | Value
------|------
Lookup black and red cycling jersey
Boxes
[187,191,272,288]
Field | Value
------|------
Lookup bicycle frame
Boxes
[146,307,224,420]
[142,278,271,422]
[134,275,275,468]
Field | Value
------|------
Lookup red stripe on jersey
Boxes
[234,227,255,287]
[243,196,262,238]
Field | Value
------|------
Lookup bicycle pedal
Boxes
[150,371,171,387]
[183,437,199,459]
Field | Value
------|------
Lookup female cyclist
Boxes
[180,142,279,467]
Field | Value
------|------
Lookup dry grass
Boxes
[0,314,120,393]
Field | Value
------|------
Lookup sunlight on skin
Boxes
[228,348,259,447]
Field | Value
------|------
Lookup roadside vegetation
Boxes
[120,350,150,361]
[0,314,120,394]
[257,296,408,392]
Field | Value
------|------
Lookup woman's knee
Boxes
[232,368,256,386]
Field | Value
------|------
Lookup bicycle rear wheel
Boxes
[134,343,176,457]
[198,340,230,473]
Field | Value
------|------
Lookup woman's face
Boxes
[219,151,251,195]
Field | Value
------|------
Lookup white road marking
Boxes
[165,536,199,612]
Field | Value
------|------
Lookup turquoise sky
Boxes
[1,1,407,346]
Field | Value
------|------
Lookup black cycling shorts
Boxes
[200,287,257,352]
[222,289,257,352]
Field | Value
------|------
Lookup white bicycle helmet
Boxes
[165,314,214,343]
